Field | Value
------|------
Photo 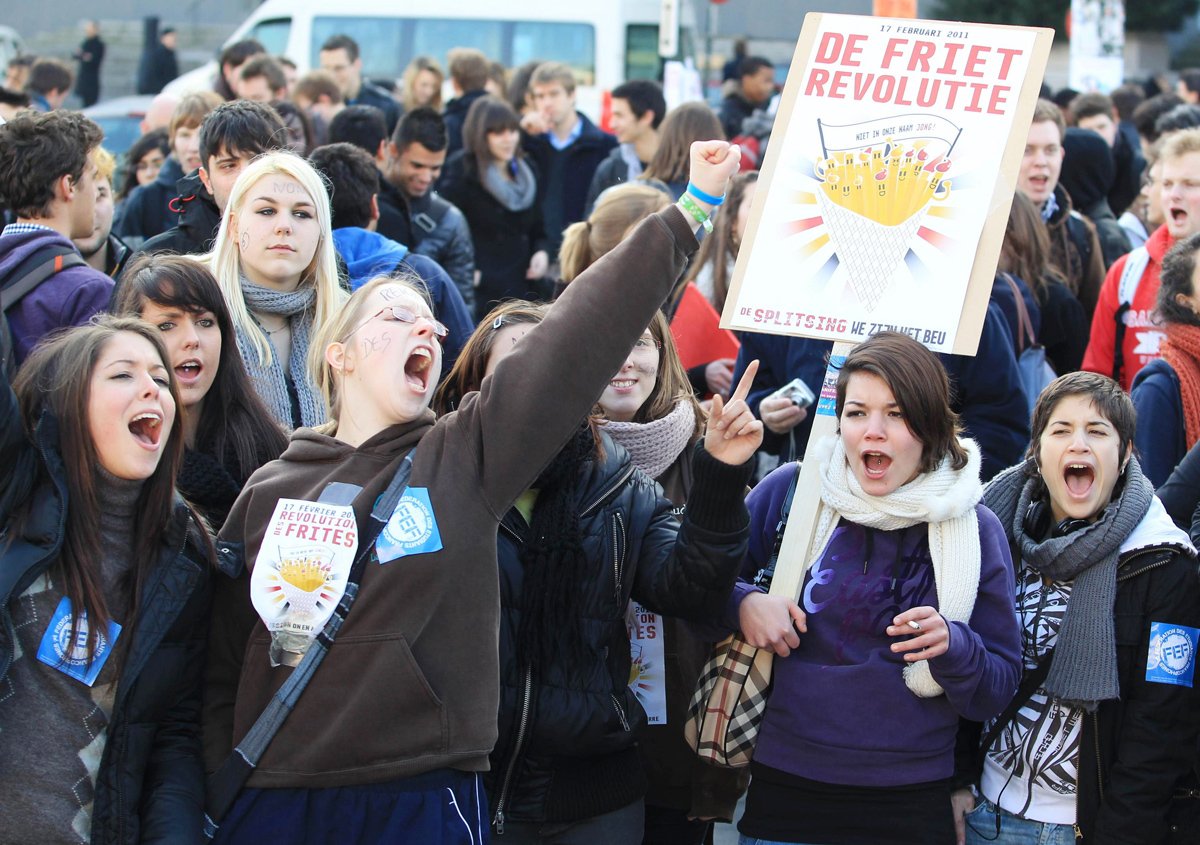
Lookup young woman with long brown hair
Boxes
[0,317,215,843]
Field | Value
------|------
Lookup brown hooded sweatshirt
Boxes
[204,207,699,788]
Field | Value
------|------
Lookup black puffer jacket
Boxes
[130,172,222,263]
[486,434,750,830]
[0,370,213,844]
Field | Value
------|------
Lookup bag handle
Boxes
[203,449,417,836]
[1000,273,1037,354]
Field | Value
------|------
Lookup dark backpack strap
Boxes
[1,244,86,309]
[753,462,800,590]
[203,449,418,836]
[2,244,87,376]
[409,195,452,244]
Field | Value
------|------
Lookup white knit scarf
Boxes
[807,434,984,698]
[601,400,697,479]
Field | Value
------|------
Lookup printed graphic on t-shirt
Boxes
[981,565,1080,823]
[251,498,359,666]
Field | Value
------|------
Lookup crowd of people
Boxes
[0,27,1199,845]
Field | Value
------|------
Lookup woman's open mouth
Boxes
[1064,463,1095,497]
[404,347,433,391]
[175,358,203,385]
[128,412,163,448]
[863,451,891,479]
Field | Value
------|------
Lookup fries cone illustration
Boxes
[275,546,334,616]
[814,119,959,312]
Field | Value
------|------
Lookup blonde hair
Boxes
[560,184,670,282]
[309,274,432,428]
[205,151,346,368]
[1159,127,1200,162]
[92,145,116,183]
[401,56,444,113]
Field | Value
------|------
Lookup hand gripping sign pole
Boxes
[689,12,1051,767]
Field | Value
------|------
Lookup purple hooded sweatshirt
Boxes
[1,228,113,364]
[724,462,1020,787]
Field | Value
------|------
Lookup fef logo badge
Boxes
[376,487,443,563]
[1146,622,1200,688]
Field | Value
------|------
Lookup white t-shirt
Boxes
[981,564,1081,824]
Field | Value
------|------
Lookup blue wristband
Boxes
[686,181,725,207]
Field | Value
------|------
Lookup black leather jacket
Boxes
[486,434,750,829]
[0,372,213,844]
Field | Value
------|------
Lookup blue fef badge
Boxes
[37,596,122,686]
[1146,622,1200,688]
[376,487,443,563]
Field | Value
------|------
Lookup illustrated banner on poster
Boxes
[627,602,666,724]
[722,14,1052,355]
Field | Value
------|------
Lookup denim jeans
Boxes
[963,800,1076,845]
[738,837,824,845]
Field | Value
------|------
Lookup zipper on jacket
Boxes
[492,666,533,836]
[580,465,636,518]
[611,692,631,731]
[1115,549,1174,583]
[611,512,626,602]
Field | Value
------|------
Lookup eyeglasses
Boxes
[345,305,449,343]
[629,336,661,358]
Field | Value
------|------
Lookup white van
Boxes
[167,0,696,118]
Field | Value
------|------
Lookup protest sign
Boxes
[690,18,1052,764]
[721,13,1052,355]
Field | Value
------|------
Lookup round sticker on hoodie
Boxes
[251,498,359,667]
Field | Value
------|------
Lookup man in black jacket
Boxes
[520,62,616,261]
[719,56,774,140]
[318,34,400,134]
[137,27,179,96]
[377,108,476,310]
[442,48,490,159]
[132,100,286,262]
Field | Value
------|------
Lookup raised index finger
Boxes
[730,359,760,403]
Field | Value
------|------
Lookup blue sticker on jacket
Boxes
[1146,622,1200,687]
[376,487,443,563]
[36,596,122,687]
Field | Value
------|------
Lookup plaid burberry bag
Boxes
[685,464,799,768]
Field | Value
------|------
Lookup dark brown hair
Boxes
[0,110,102,218]
[12,317,188,662]
[834,331,968,473]
[1027,371,1135,465]
[113,255,288,481]
[1000,191,1064,301]
[641,102,725,185]
[462,95,521,180]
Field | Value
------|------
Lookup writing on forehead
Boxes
[272,181,309,195]
[379,286,417,302]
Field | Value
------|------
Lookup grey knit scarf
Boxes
[482,158,537,212]
[235,276,326,429]
[982,456,1154,711]
[602,399,697,480]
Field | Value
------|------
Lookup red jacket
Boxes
[1082,224,1172,390]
